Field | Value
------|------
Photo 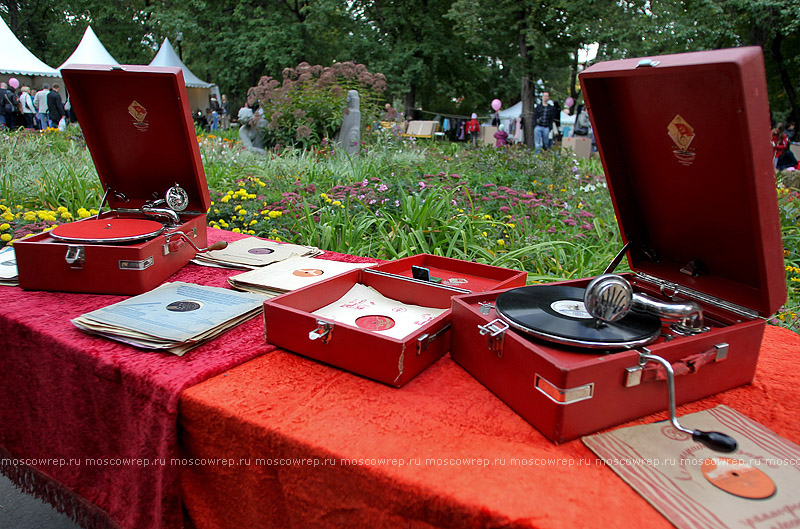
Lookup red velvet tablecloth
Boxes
[0,230,377,529]
[179,325,800,529]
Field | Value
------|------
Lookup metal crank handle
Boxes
[166,231,228,253]
[639,351,737,453]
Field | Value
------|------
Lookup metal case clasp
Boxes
[478,318,508,357]
[309,320,334,343]
[65,245,85,269]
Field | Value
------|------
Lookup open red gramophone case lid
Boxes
[579,47,786,317]
[61,64,210,213]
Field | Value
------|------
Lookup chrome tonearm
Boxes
[584,274,709,335]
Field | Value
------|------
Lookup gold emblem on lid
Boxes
[667,114,696,166]
[128,101,149,132]
[128,101,147,122]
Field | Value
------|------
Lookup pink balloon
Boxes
[491,99,502,111]
[565,97,574,108]
[8,78,19,89]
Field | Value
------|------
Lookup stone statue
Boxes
[237,107,266,154]
[337,90,361,154]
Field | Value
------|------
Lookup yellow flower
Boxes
[219,195,230,203]
[507,223,515,229]
[0,223,9,231]
[57,206,68,213]
[269,211,282,218]
[2,212,14,221]
[332,200,341,206]
[249,220,257,226]
[497,239,505,246]
[77,208,91,219]
[232,228,241,233]
[482,231,488,237]
[320,193,328,200]
[1,234,11,242]
[483,214,492,220]
[247,230,255,235]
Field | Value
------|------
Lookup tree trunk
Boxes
[1,0,20,33]
[770,33,800,129]
[569,49,579,101]
[519,22,535,148]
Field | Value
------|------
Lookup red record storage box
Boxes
[15,65,213,295]
[264,258,526,387]
[450,47,787,443]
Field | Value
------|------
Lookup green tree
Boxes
[347,0,498,119]
[151,0,358,108]
[447,0,584,147]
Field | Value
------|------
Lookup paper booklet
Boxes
[582,405,800,529]
[72,281,266,356]
[0,245,18,286]
[193,236,323,269]
[311,283,447,340]
[227,256,373,297]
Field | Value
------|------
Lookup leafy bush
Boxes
[247,61,387,149]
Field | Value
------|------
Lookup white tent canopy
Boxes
[497,101,522,120]
[150,38,212,88]
[58,26,119,70]
[149,38,219,115]
[0,16,60,87]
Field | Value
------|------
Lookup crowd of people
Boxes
[193,94,231,132]
[0,78,70,131]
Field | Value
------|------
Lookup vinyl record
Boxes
[495,285,662,349]
[51,218,164,244]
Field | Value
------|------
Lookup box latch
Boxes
[308,319,334,344]
[416,324,451,355]
[477,318,508,357]
[65,245,85,269]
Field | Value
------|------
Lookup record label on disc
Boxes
[701,458,776,499]
[293,268,324,277]
[495,284,661,349]
[550,300,593,319]
[356,315,396,331]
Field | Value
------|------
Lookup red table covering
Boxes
[0,229,377,529]
[178,325,800,529]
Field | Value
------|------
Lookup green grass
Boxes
[1,126,797,332]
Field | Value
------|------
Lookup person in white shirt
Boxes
[19,86,37,129]
[33,84,50,130]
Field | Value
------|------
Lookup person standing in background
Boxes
[19,86,36,129]
[465,113,480,146]
[533,91,556,153]
[559,97,576,139]
[0,82,18,130]
[33,84,50,130]
[494,124,508,147]
[47,83,66,129]
[220,94,230,128]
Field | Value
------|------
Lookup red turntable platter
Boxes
[51,218,165,244]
